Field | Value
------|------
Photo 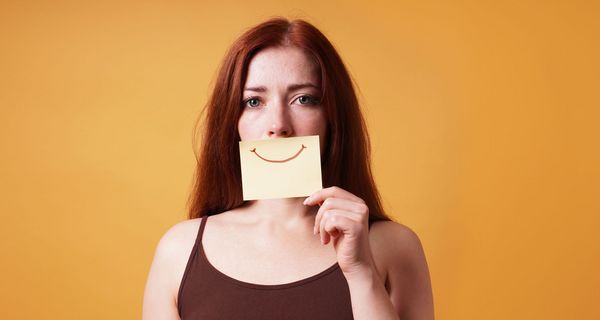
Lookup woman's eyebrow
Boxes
[244,83,320,92]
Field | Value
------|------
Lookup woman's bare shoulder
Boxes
[369,219,434,318]
[150,218,202,276]
[158,218,202,248]
[151,218,200,259]
[369,219,430,278]
[143,218,203,318]
[369,219,425,258]
[151,219,203,277]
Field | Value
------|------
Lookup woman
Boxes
[143,17,434,320]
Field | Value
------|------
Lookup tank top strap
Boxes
[196,214,209,245]
[177,215,208,316]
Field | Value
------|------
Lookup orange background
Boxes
[1,1,598,319]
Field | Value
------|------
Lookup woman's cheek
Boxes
[237,113,258,140]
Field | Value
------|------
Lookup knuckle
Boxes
[326,215,336,225]
[353,202,367,214]
[359,203,369,213]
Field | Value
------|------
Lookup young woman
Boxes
[143,17,434,320]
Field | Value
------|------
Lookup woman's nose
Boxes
[267,103,293,138]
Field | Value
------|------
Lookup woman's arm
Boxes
[346,222,434,320]
[344,265,401,320]
[142,221,198,320]
[306,187,434,320]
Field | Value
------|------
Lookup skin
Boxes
[142,46,434,319]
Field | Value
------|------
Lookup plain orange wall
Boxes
[1,1,598,319]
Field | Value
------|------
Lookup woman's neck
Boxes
[237,197,317,229]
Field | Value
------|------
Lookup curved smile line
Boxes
[250,144,307,163]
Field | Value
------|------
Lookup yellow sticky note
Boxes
[239,135,323,200]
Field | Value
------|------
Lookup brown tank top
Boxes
[177,215,355,319]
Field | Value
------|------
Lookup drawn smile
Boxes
[250,144,307,163]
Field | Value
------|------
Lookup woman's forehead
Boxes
[244,47,320,89]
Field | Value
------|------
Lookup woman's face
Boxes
[238,46,328,156]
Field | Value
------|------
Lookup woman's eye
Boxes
[296,95,319,105]
[244,97,261,108]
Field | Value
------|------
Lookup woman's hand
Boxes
[303,186,376,276]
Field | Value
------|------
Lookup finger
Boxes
[319,210,354,244]
[323,228,331,245]
[314,207,362,236]
[306,186,364,205]
[304,186,365,206]
[313,198,368,234]
[319,210,331,244]
[323,214,356,245]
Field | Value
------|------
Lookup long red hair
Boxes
[187,17,391,223]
